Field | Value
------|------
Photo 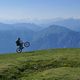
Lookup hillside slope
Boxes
[0,48,80,80]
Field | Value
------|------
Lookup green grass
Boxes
[0,48,80,80]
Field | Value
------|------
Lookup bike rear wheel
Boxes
[24,41,30,47]
[16,48,22,53]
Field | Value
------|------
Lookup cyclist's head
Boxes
[18,37,20,40]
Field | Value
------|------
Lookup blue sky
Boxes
[0,0,80,20]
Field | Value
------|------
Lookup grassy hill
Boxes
[0,48,80,80]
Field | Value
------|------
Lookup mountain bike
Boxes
[16,41,30,53]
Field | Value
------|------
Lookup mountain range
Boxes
[39,18,80,32]
[0,18,80,53]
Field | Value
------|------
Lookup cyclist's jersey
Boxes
[16,40,21,46]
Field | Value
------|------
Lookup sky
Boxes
[0,0,80,21]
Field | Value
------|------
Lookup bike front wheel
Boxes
[24,41,30,47]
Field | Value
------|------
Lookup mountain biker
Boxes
[16,37,23,48]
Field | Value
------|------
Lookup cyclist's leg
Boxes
[20,43,24,49]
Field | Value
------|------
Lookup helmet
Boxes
[18,37,20,40]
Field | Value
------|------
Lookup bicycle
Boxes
[16,41,30,53]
